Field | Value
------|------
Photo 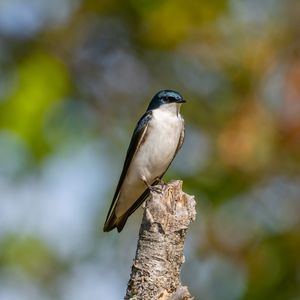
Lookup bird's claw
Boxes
[149,185,163,194]
[156,178,165,185]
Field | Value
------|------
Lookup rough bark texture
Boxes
[125,180,196,300]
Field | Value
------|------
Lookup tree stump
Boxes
[125,180,196,300]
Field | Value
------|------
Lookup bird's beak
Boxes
[178,99,186,103]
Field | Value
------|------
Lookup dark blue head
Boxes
[147,90,186,111]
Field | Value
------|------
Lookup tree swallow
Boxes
[103,90,186,232]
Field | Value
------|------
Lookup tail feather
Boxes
[103,211,129,232]
[103,211,117,232]
[103,187,153,232]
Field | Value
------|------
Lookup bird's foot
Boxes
[157,180,167,190]
[154,177,168,191]
[141,175,164,194]
[149,185,163,194]
[155,177,165,185]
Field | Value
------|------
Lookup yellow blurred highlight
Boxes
[140,1,190,48]
[137,0,227,48]
[218,102,275,171]
[0,52,71,156]
[1,236,59,282]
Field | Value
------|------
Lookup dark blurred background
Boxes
[0,0,300,299]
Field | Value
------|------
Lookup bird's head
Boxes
[147,90,186,111]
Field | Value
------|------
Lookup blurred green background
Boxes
[0,0,300,299]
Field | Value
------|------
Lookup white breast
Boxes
[134,104,183,181]
[115,103,183,217]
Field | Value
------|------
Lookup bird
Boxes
[103,90,186,232]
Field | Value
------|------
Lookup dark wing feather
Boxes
[114,188,151,232]
[103,111,152,232]
[115,118,185,232]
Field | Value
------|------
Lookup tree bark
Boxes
[125,180,196,300]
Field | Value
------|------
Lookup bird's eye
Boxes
[164,97,173,103]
